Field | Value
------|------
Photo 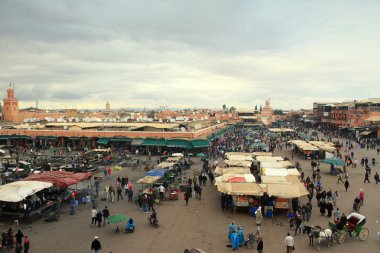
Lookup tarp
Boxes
[255,156,284,162]
[217,182,263,196]
[22,171,92,189]
[264,183,309,198]
[252,152,273,157]
[260,161,288,169]
[156,162,175,169]
[0,181,53,202]
[137,176,161,184]
[286,168,301,176]
[145,168,167,177]
[110,138,133,142]
[261,176,291,184]
[166,139,193,149]
[261,168,289,176]
[225,152,253,161]
[142,138,167,146]
[171,153,184,157]
[214,167,251,175]
[226,155,253,161]
[97,138,110,145]
[217,173,256,183]
[191,139,209,148]
[224,160,252,168]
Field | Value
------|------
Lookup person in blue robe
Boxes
[228,221,237,241]
[125,218,135,233]
[231,230,239,250]
[237,226,244,247]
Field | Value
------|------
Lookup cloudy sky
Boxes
[0,0,379,110]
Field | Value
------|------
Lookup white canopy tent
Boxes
[0,181,53,202]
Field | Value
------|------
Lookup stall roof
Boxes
[252,152,273,157]
[22,171,92,189]
[255,156,284,162]
[191,139,209,148]
[145,168,167,177]
[214,167,251,175]
[137,176,161,184]
[217,182,263,196]
[224,160,252,168]
[264,183,309,198]
[260,161,290,169]
[261,168,289,176]
[0,181,53,202]
[226,154,254,161]
[156,162,175,168]
[216,174,256,183]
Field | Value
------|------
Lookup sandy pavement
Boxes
[2,135,380,253]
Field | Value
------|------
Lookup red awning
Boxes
[23,171,92,189]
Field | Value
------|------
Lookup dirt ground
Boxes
[2,132,380,253]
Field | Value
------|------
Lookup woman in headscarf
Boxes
[231,230,239,251]
[228,221,237,241]
[237,226,245,247]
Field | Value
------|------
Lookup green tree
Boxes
[229,106,236,113]
[222,104,227,111]
[273,109,284,115]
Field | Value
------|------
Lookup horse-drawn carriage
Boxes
[329,212,369,244]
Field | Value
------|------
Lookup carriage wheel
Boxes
[337,232,346,244]
[358,228,369,241]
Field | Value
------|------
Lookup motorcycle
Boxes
[147,217,159,228]
[244,232,255,249]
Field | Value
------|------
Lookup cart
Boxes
[329,212,369,244]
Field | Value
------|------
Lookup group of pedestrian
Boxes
[91,206,110,228]
[0,229,30,253]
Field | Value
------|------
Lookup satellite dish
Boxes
[64,125,68,130]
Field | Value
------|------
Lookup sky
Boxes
[0,0,379,110]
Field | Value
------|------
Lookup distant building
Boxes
[106,101,110,111]
[3,84,19,123]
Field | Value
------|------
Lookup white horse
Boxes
[312,226,333,251]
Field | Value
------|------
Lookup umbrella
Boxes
[321,157,345,166]
[108,214,128,231]
[196,153,206,157]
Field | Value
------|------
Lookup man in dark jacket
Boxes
[91,236,101,253]
[257,236,263,253]
[96,211,102,228]
[102,206,110,226]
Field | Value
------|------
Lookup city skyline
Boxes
[1,0,379,110]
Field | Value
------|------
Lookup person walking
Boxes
[337,174,344,184]
[102,206,110,226]
[91,207,97,226]
[184,192,190,206]
[158,185,165,199]
[116,187,123,201]
[284,233,295,253]
[96,210,102,228]
[91,236,101,253]
[141,194,149,213]
[364,172,370,183]
[23,236,30,253]
[15,230,24,245]
[344,179,350,192]
[128,188,133,203]
[256,237,263,253]
[374,172,380,184]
